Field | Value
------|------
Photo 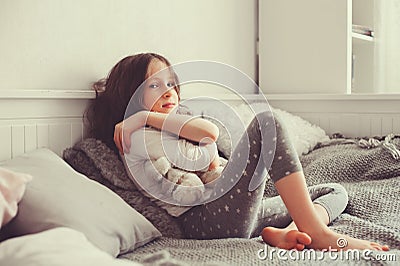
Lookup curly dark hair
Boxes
[85,53,180,154]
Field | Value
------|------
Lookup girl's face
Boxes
[142,60,179,114]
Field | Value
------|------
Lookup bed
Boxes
[0,90,399,265]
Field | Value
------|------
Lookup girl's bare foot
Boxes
[262,227,390,252]
[261,227,312,251]
[307,230,390,251]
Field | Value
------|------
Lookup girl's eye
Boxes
[167,82,176,88]
[149,83,159,89]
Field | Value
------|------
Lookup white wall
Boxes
[0,0,256,91]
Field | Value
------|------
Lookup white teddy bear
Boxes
[144,127,227,204]
[152,156,227,204]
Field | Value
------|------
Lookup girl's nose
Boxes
[163,89,172,98]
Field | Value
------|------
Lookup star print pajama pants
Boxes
[176,111,349,239]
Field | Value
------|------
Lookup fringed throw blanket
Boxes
[63,137,400,265]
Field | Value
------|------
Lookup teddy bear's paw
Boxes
[167,168,184,184]
[200,168,223,184]
[180,173,204,187]
[173,186,203,204]
[152,157,171,175]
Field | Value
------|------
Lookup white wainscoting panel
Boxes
[0,119,84,161]
[0,91,91,161]
[294,113,400,137]
[265,94,400,138]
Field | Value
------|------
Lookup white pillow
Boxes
[202,103,329,156]
[0,148,161,257]
[0,227,142,266]
[270,107,330,155]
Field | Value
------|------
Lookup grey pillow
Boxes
[0,148,161,257]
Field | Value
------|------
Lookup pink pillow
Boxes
[0,167,32,228]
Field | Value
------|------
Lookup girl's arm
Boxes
[114,110,219,154]
[146,112,219,143]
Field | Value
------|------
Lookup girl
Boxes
[87,53,389,251]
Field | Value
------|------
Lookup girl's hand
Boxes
[208,153,220,170]
[201,140,220,170]
[114,111,150,154]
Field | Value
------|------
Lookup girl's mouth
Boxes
[162,103,175,108]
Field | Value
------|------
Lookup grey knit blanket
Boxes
[63,137,400,266]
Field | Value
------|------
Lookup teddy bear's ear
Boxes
[152,157,171,175]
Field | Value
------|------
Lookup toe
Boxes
[371,242,390,251]
[295,243,305,251]
[296,232,312,246]
[370,243,382,251]
[260,227,273,242]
